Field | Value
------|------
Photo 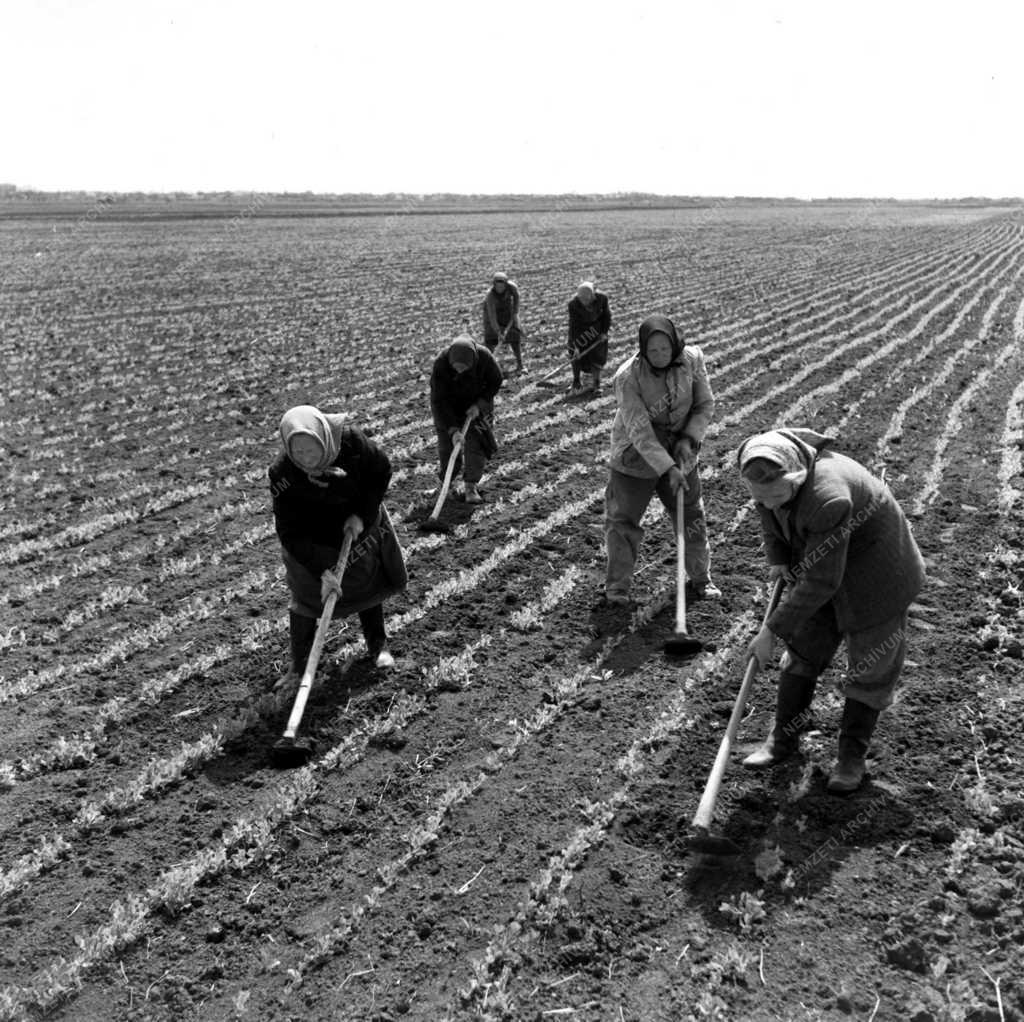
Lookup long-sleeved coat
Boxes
[756,429,926,642]
[567,291,611,371]
[608,346,715,478]
[482,282,520,340]
[429,343,503,431]
[269,421,391,574]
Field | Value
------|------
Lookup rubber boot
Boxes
[359,605,394,668]
[827,699,880,794]
[742,672,816,768]
[272,611,317,691]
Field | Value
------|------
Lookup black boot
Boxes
[272,612,317,692]
[289,611,317,675]
[743,672,817,768]
[359,605,393,668]
[827,699,880,794]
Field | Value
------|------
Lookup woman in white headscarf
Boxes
[737,427,925,793]
[269,406,407,682]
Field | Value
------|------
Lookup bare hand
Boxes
[667,466,687,493]
[674,437,697,475]
[465,404,481,422]
[747,625,776,668]
[343,514,364,540]
[320,568,343,604]
[768,564,794,583]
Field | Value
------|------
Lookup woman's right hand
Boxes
[320,568,343,604]
[768,564,794,583]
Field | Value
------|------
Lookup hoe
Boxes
[417,414,472,534]
[269,532,355,768]
[663,488,704,657]
[687,577,785,854]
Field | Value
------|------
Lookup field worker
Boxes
[269,405,408,681]
[430,335,503,504]
[482,271,524,374]
[738,427,925,793]
[604,314,719,606]
[567,281,611,395]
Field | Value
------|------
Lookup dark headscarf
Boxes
[638,314,684,374]
[447,335,478,371]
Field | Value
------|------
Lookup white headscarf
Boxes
[737,429,810,491]
[279,405,341,478]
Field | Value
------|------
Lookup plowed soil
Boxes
[1,201,1022,1021]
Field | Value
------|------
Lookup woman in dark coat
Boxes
[567,281,611,395]
[429,336,503,504]
[269,405,408,682]
[739,427,926,793]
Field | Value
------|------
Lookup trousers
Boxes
[604,465,710,597]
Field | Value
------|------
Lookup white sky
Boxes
[3,0,1023,198]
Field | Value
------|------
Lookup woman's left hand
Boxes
[343,514,364,540]
[747,625,776,668]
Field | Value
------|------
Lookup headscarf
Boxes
[576,281,595,303]
[638,314,683,374]
[492,271,509,285]
[736,429,811,491]
[279,405,340,479]
[448,335,478,371]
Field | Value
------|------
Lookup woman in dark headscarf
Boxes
[603,314,719,606]
[737,427,925,793]
[269,405,407,683]
[566,281,611,395]
[429,335,503,504]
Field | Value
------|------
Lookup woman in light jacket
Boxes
[604,314,718,605]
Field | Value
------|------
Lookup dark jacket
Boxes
[429,343,503,430]
[754,429,926,641]
[269,423,391,573]
[567,291,611,347]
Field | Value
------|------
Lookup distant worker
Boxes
[738,428,926,793]
[270,406,408,681]
[567,280,611,395]
[604,314,719,606]
[430,335,503,504]
[482,271,524,375]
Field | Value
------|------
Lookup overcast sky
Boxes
[4,0,1022,198]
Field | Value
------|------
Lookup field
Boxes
[1,200,1023,1022]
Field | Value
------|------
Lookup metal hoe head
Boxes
[664,632,704,657]
[268,736,316,768]
[417,516,452,534]
[687,824,742,857]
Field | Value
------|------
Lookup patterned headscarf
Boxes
[279,405,340,477]
[737,429,810,491]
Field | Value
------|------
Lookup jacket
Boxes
[754,429,926,640]
[608,346,715,478]
[568,291,611,346]
[429,343,503,430]
[482,282,520,338]
[269,422,391,572]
